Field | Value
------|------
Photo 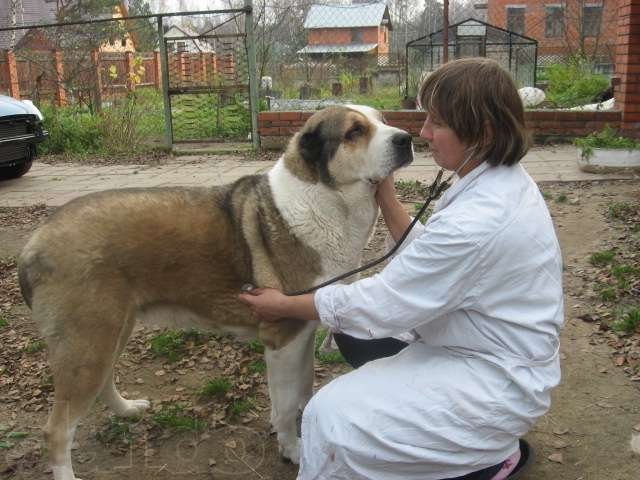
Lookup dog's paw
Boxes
[279,438,300,464]
[52,465,81,480]
[116,399,150,417]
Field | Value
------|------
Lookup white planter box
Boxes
[578,148,640,173]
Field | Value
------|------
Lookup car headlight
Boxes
[21,99,44,121]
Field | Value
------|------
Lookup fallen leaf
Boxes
[548,452,564,464]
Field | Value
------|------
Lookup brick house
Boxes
[478,0,618,72]
[0,1,136,52]
[298,2,393,66]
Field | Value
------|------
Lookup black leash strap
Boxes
[286,169,452,296]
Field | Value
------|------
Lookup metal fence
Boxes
[0,2,258,149]
[406,18,538,100]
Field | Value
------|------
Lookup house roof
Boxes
[0,0,58,49]
[304,3,392,30]
[298,43,378,54]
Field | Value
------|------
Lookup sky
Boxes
[148,0,230,13]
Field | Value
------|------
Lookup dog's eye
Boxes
[345,124,365,140]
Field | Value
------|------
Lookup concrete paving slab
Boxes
[0,145,637,207]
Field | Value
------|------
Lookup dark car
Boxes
[0,95,48,180]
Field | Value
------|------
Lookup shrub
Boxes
[575,126,639,158]
[545,58,609,108]
[40,104,104,155]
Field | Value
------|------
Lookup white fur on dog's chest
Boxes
[269,160,378,282]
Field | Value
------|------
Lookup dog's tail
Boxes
[18,255,35,309]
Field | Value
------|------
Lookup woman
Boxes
[239,58,564,480]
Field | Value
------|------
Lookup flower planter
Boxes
[578,148,640,173]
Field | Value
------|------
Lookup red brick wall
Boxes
[616,0,640,136]
[487,0,617,61]
[258,110,622,148]
[308,27,379,45]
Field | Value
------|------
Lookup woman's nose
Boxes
[420,121,432,141]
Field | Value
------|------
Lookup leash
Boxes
[284,168,452,296]
[240,150,478,297]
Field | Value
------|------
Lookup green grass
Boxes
[151,404,203,431]
[555,193,568,204]
[540,191,552,201]
[314,329,346,365]
[598,286,618,302]
[229,398,255,417]
[612,264,637,290]
[248,360,266,374]
[590,250,616,267]
[607,202,636,221]
[0,316,7,329]
[96,418,137,444]
[413,202,432,223]
[247,340,265,354]
[613,308,640,334]
[0,431,29,449]
[150,329,206,363]
[24,340,45,354]
[394,180,429,199]
[200,378,232,398]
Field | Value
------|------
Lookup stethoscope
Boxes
[242,148,478,297]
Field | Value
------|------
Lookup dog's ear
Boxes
[298,120,337,187]
[298,121,324,164]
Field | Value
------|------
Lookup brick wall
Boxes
[615,0,640,137]
[258,110,622,149]
[487,0,617,63]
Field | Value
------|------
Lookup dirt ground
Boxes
[1,179,639,480]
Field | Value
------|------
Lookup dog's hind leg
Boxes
[44,346,116,480]
[99,315,150,417]
[264,321,317,464]
[40,303,130,480]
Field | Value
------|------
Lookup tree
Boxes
[128,0,159,51]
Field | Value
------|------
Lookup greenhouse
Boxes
[405,18,538,100]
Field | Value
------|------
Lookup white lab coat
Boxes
[301,162,564,480]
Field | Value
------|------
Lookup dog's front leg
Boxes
[264,321,316,464]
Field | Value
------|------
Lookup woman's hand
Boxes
[238,289,321,323]
[375,175,397,208]
[238,288,290,322]
[375,175,412,242]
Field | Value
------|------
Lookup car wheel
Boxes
[0,159,33,180]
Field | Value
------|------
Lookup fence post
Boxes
[153,51,162,90]
[200,52,207,85]
[157,16,173,150]
[6,50,20,99]
[53,49,66,106]
[125,51,135,91]
[245,0,260,150]
[91,50,103,112]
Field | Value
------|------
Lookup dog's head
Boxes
[284,105,413,187]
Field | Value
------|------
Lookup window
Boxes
[351,28,363,43]
[121,38,127,48]
[506,6,525,35]
[582,4,602,37]
[545,5,564,38]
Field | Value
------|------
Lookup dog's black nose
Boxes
[392,132,412,147]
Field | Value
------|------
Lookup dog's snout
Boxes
[392,132,412,147]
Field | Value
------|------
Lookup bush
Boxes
[545,57,609,108]
[40,104,104,155]
[575,126,640,158]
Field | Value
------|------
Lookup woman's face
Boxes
[419,114,469,171]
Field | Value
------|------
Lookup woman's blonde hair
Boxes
[418,58,530,166]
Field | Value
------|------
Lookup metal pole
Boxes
[245,0,260,150]
[443,0,449,63]
[157,16,173,150]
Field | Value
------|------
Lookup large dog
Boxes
[18,105,413,480]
